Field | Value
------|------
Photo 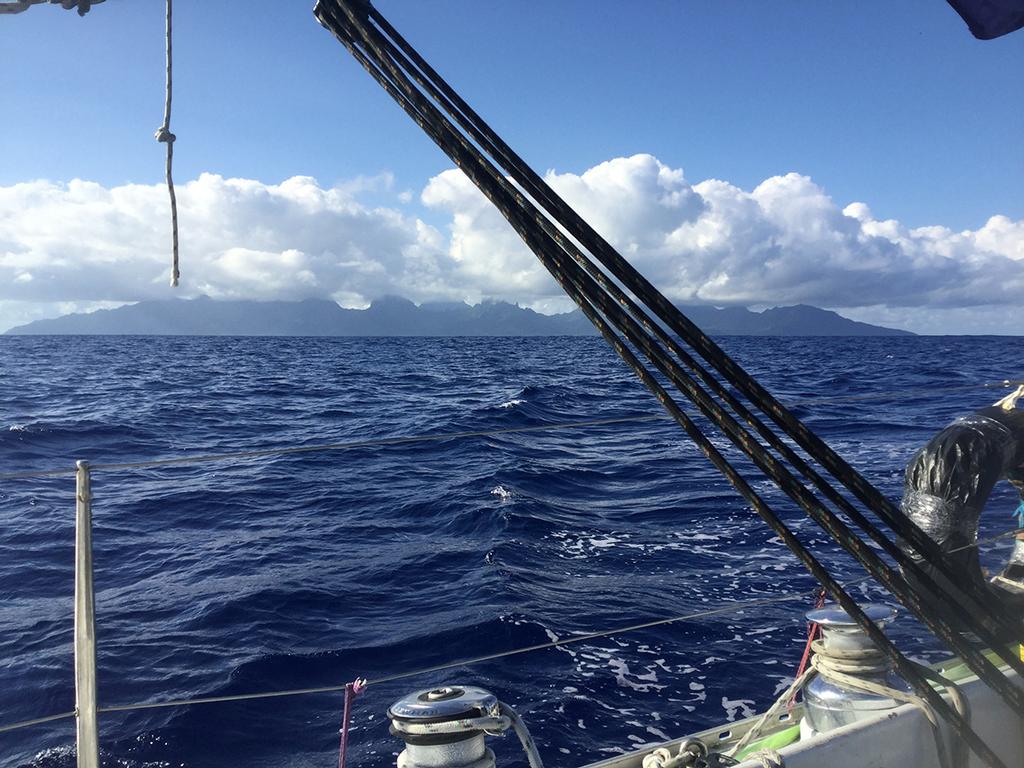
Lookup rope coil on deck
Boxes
[726,639,971,768]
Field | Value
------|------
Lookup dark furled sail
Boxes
[947,0,1024,39]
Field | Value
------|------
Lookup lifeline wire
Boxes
[0,710,78,735]
[2,527,1021,734]
[2,378,1015,481]
[0,414,664,480]
[1,595,818,732]
[1,381,1018,482]
[90,593,821,715]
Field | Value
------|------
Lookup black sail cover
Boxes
[902,406,1024,604]
[946,0,1024,39]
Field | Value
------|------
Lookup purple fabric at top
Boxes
[947,0,1024,39]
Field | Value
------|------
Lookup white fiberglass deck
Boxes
[583,657,1022,768]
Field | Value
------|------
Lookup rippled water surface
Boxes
[1,334,1022,768]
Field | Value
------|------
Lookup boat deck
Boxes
[583,653,1022,768]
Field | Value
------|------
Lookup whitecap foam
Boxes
[722,696,756,721]
[605,655,667,693]
[499,398,526,409]
[8,423,28,432]
[490,485,512,501]
[646,725,671,740]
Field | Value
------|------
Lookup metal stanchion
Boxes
[74,460,99,768]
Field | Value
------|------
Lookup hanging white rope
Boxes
[154,0,179,287]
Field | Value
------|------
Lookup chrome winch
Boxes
[800,603,911,736]
[388,685,543,768]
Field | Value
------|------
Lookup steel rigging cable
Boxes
[312,0,1024,671]
[314,0,1020,751]
[351,0,1024,651]
[314,2,1020,765]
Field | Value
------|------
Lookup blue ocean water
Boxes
[1,334,1022,768]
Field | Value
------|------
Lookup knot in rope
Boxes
[157,0,179,287]
[641,747,674,768]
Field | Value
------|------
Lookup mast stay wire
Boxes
[315,28,1019,768]
[314,3,1019,765]
[361,0,988,604]
[315,0,1024,689]
[331,0,1023,660]
[361,2,1022,640]
[348,0,1024,655]
[330,42,1024,768]
[313,0,1024,671]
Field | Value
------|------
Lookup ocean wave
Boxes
[1,334,1021,767]
[490,485,513,500]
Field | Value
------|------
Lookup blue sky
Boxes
[1,1,1022,333]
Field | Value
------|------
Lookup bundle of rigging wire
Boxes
[313,2,1022,765]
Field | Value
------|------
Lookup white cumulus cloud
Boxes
[0,173,453,307]
[420,154,1024,314]
[1,155,1022,333]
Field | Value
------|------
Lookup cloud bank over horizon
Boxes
[2,154,1022,333]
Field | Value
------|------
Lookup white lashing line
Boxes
[2,0,176,278]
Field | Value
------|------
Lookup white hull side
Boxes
[736,665,1022,767]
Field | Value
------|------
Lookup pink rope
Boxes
[788,587,826,713]
[339,677,367,768]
